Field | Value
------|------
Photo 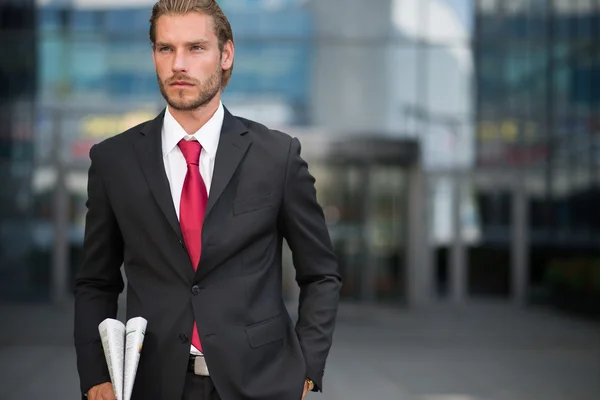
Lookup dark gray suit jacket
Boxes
[73,107,342,400]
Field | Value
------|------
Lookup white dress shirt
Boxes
[161,101,224,355]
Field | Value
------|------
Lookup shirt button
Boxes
[178,333,188,343]
[191,285,200,295]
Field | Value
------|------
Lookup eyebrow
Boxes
[155,40,210,47]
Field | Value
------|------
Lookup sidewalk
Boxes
[1,300,599,400]
[322,301,600,400]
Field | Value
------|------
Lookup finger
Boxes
[100,389,116,400]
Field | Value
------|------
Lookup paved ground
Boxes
[1,300,599,400]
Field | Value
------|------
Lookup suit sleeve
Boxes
[280,137,342,392]
[74,144,125,397]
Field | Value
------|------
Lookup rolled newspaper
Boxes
[99,317,147,400]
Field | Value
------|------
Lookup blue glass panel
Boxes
[105,9,150,33]
[39,8,61,31]
[226,41,311,100]
[69,38,107,92]
[228,9,312,38]
[70,10,97,32]
[38,35,65,90]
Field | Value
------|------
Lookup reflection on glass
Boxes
[313,162,408,302]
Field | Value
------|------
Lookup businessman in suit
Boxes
[73,1,342,399]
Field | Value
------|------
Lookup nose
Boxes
[172,49,188,73]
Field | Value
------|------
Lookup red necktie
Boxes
[178,139,208,352]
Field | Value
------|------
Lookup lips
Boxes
[171,81,194,86]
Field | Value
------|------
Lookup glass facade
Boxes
[306,138,418,302]
[474,0,600,295]
[476,0,600,240]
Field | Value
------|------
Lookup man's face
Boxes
[152,12,232,111]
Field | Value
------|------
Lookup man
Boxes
[73,0,342,399]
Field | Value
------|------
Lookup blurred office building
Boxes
[474,0,600,312]
[0,0,38,300]
[0,0,598,315]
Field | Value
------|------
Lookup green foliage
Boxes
[544,258,600,295]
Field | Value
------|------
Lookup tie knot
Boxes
[178,139,202,165]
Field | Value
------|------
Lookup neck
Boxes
[168,94,221,135]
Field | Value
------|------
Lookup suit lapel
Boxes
[133,110,183,242]
[195,108,250,282]
[205,107,251,218]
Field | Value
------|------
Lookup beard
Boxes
[157,67,222,112]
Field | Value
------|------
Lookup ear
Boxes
[221,40,234,72]
[151,44,157,65]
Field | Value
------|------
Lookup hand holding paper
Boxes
[87,382,116,400]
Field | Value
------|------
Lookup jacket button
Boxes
[178,333,188,343]
[179,240,185,248]
[191,285,200,295]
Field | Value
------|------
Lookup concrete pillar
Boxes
[360,165,376,302]
[450,171,468,304]
[52,107,71,306]
[406,164,431,306]
[511,174,529,305]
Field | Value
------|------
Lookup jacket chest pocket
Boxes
[233,193,275,216]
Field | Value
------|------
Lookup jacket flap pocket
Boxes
[233,193,274,215]
[245,314,283,348]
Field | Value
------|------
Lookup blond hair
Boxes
[149,0,234,89]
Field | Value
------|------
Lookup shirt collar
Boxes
[161,101,224,158]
